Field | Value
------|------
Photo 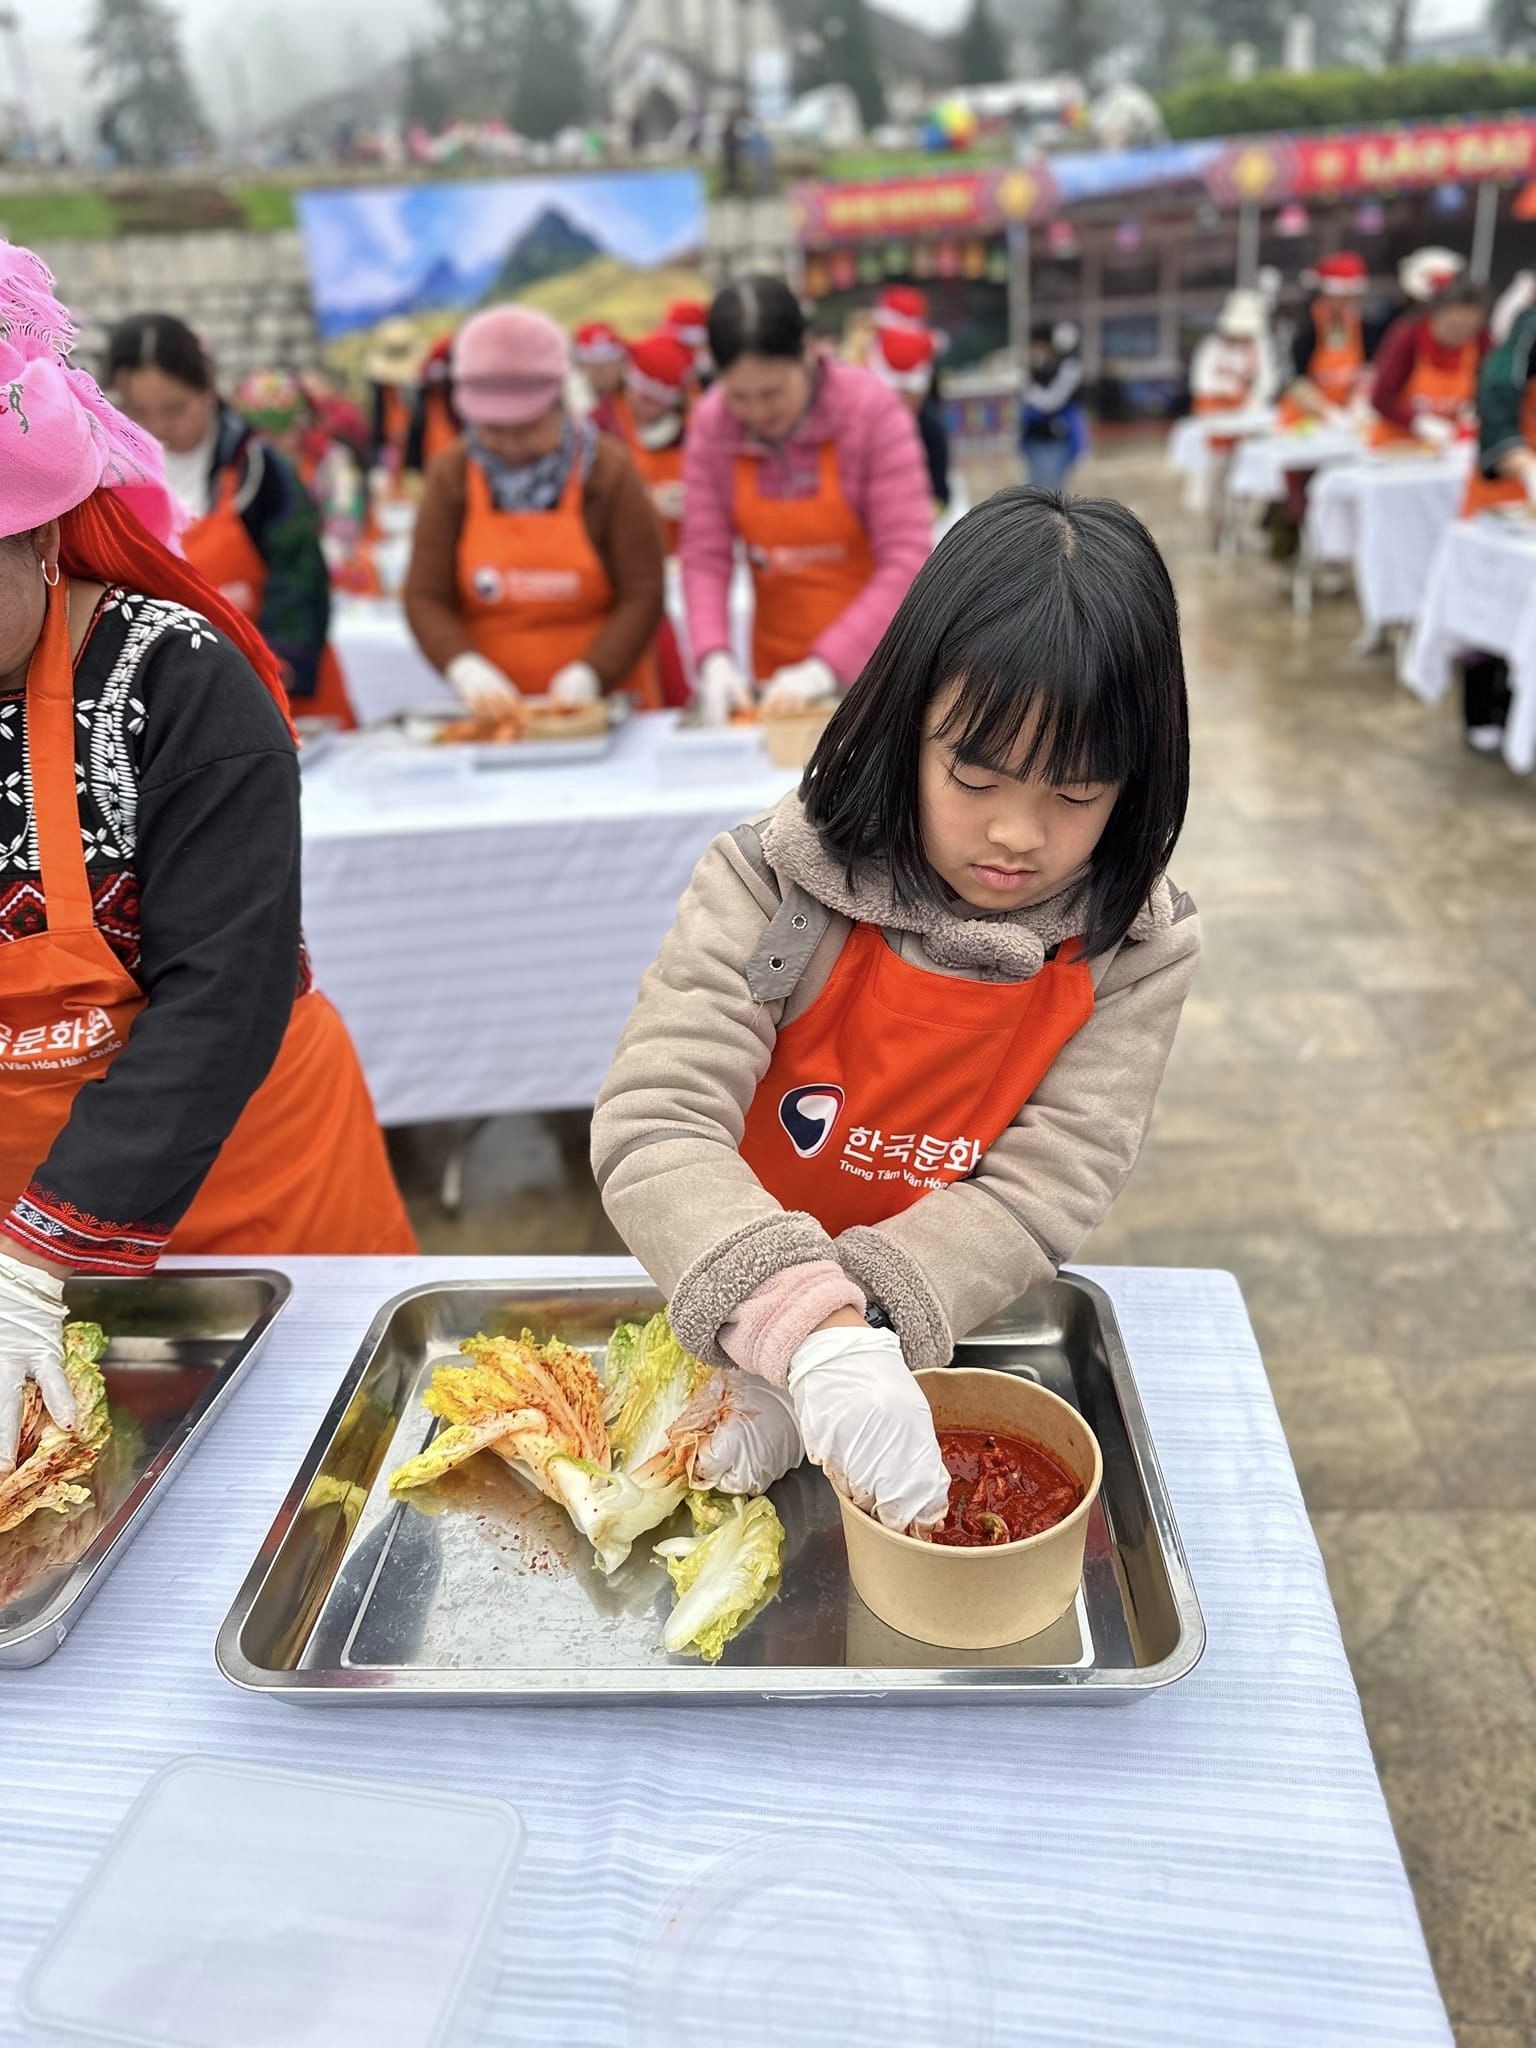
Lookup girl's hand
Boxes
[786,1324,951,1534]
[691,1374,803,1495]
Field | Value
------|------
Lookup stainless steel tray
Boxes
[0,1270,291,1668]
[217,1274,1203,1703]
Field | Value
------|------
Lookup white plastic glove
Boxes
[695,649,753,725]
[446,651,522,714]
[787,1325,951,1534]
[1411,412,1456,450]
[692,1373,803,1495]
[0,1250,72,1476]
[761,656,838,715]
[548,661,601,707]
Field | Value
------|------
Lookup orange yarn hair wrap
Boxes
[57,487,297,740]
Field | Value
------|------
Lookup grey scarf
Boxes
[468,414,597,512]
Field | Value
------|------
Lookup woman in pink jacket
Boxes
[682,275,932,721]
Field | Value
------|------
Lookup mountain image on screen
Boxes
[488,207,605,302]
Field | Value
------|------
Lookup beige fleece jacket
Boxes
[591,795,1200,1371]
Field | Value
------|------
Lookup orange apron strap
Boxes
[26,578,96,932]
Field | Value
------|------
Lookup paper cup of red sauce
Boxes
[836,1368,1103,1651]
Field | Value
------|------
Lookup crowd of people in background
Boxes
[66,248,1536,756]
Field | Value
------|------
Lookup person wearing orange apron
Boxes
[573,322,633,443]
[594,487,1199,1531]
[1189,289,1273,453]
[405,337,461,476]
[1277,252,1370,426]
[1368,280,1487,449]
[1,248,414,1472]
[106,316,355,729]
[403,306,664,719]
[681,276,931,725]
[621,331,694,708]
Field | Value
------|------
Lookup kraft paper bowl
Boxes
[835,1369,1103,1651]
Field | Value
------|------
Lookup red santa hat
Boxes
[1399,247,1465,304]
[625,330,692,408]
[1311,251,1367,297]
[572,321,629,367]
[873,285,930,333]
[869,322,938,393]
[665,298,710,352]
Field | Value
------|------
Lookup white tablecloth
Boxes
[0,1257,1451,2048]
[1165,408,1276,479]
[1305,450,1471,632]
[1228,425,1365,504]
[1403,516,1536,771]
[300,711,796,1123]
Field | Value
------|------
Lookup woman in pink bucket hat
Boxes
[0,241,415,1467]
[404,303,664,715]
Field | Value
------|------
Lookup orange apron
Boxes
[456,456,659,705]
[1462,382,1536,516]
[1278,299,1365,425]
[420,389,460,468]
[1369,338,1480,448]
[1193,390,1253,457]
[0,576,416,1259]
[183,467,357,730]
[733,442,874,682]
[739,922,1094,1239]
[631,438,685,555]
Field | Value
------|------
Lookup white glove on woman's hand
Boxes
[1411,412,1456,449]
[787,1325,951,1534]
[691,1373,803,1495]
[446,651,522,713]
[0,1251,72,1476]
[548,661,601,707]
[695,649,753,725]
[761,656,838,715]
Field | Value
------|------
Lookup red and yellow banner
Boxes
[791,165,1057,245]
[1206,116,1536,206]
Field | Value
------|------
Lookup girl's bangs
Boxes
[933,653,1134,790]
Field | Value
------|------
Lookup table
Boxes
[0,1257,1452,2047]
[300,711,797,1124]
[1303,449,1470,633]
[1403,515,1536,771]
[1165,408,1276,514]
[1227,424,1365,506]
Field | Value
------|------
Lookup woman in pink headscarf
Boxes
[0,241,414,1478]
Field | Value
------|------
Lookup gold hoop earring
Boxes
[41,562,60,588]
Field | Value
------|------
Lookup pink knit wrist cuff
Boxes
[719,1260,867,1386]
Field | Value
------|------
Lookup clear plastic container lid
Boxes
[627,1823,995,2048]
[19,1755,524,2048]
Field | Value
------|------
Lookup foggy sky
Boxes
[5,0,1484,144]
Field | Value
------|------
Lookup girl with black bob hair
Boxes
[594,485,1199,1538]
[805,483,1188,958]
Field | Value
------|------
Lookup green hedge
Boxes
[1160,61,1536,141]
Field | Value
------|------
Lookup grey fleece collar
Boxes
[759,794,1094,981]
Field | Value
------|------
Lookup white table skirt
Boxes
[1305,451,1470,632]
[1403,516,1536,770]
[1228,425,1365,504]
[300,711,796,1123]
[0,1257,1452,2048]
[1165,409,1276,479]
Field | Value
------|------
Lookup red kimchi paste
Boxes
[931,1428,1083,1547]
